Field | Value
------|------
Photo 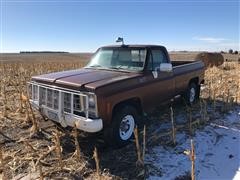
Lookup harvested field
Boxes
[0,53,92,63]
[169,52,239,62]
[0,53,239,179]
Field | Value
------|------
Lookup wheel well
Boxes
[112,98,143,118]
[189,77,199,86]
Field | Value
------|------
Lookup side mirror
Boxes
[160,63,173,72]
[152,63,173,78]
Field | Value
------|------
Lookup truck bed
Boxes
[172,60,199,67]
[172,60,205,95]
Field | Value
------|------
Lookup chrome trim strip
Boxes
[172,61,202,69]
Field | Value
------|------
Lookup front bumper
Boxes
[31,100,103,132]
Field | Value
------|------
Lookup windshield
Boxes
[86,48,147,71]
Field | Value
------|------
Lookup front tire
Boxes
[184,83,199,105]
[104,105,139,147]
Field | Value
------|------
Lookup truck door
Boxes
[143,48,175,107]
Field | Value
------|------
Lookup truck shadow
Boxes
[58,97,239,179]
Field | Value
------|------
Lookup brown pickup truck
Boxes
[28,44,205,146]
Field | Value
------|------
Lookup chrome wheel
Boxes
[119,115,135,141]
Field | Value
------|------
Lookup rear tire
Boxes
[104,105,139,147]
[184,83,199,105]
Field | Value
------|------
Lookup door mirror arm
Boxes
[152,71,158,79]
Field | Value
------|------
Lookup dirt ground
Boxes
[0,52,239,179]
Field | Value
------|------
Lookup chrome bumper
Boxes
[30,100,103,133]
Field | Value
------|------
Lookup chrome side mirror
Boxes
[152,63,173,79]
[160,63,173,72]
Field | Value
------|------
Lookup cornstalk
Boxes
[142,125,146,161]
[54,131,63,170]
[190,139,195,180]
[73,122,81,159]
[184,139,196,180]
[16,76,23,113]
[199,99,203,123]
[0,146,5,179]
[208,82,211,100]
[2,83,7,117]
[170,106,176,145]
[212,89,216,116]
[93,147,100,179]
[188,107,192,136]
[134,127,143,166]
[26,95,38,134]
[39,162,44,180]
[236,80,239,103]
[203,100,208,122]
[226,89,230,111]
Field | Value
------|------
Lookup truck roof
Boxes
[101,44,166,49]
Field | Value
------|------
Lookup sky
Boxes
[0,0,239,52]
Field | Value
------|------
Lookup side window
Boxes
[150,49,168,70]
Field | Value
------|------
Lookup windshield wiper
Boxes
[88,64,102,68]
[109,65,125,70]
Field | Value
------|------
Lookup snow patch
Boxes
[146,107,240,180]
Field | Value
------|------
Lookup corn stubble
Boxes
[0,60,93,179]
[0,57,239,179]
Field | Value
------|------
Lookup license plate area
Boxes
[47,110,59,122]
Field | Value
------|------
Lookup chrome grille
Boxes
[63,92,71,113]
[47,89,53,107]
[73,94,87,114]
[32,85,38,100]
[28,82,95,118]
[53,90,59,109]
[28,84,32,99]
[39,87,46,105]
[73,95,81,112]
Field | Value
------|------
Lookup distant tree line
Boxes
[20,51,69,54]
[221,49,238,54]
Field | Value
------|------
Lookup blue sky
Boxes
[0,0,239,52]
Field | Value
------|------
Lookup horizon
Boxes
[0,0,239,53]
[0,49,237,54]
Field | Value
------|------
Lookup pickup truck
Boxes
[28,44,205,146]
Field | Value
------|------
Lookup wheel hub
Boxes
[119,115,135,141]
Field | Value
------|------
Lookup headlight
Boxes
[33,85,38,100]
[27,84,33,99]
[27,83,38,101]
[88,94,96,108]
[87,93,98,118]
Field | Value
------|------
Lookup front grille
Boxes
[39,87,46,105]
[73,94,87,116]
[47,89,53,107]
[73,95,81,112]
[28,83,91,118]
[63,92,71,113]
[39,88,59,110]
[32,85,38,100]
[53,91,59,109]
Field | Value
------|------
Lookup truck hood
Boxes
[32,68,141,90]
